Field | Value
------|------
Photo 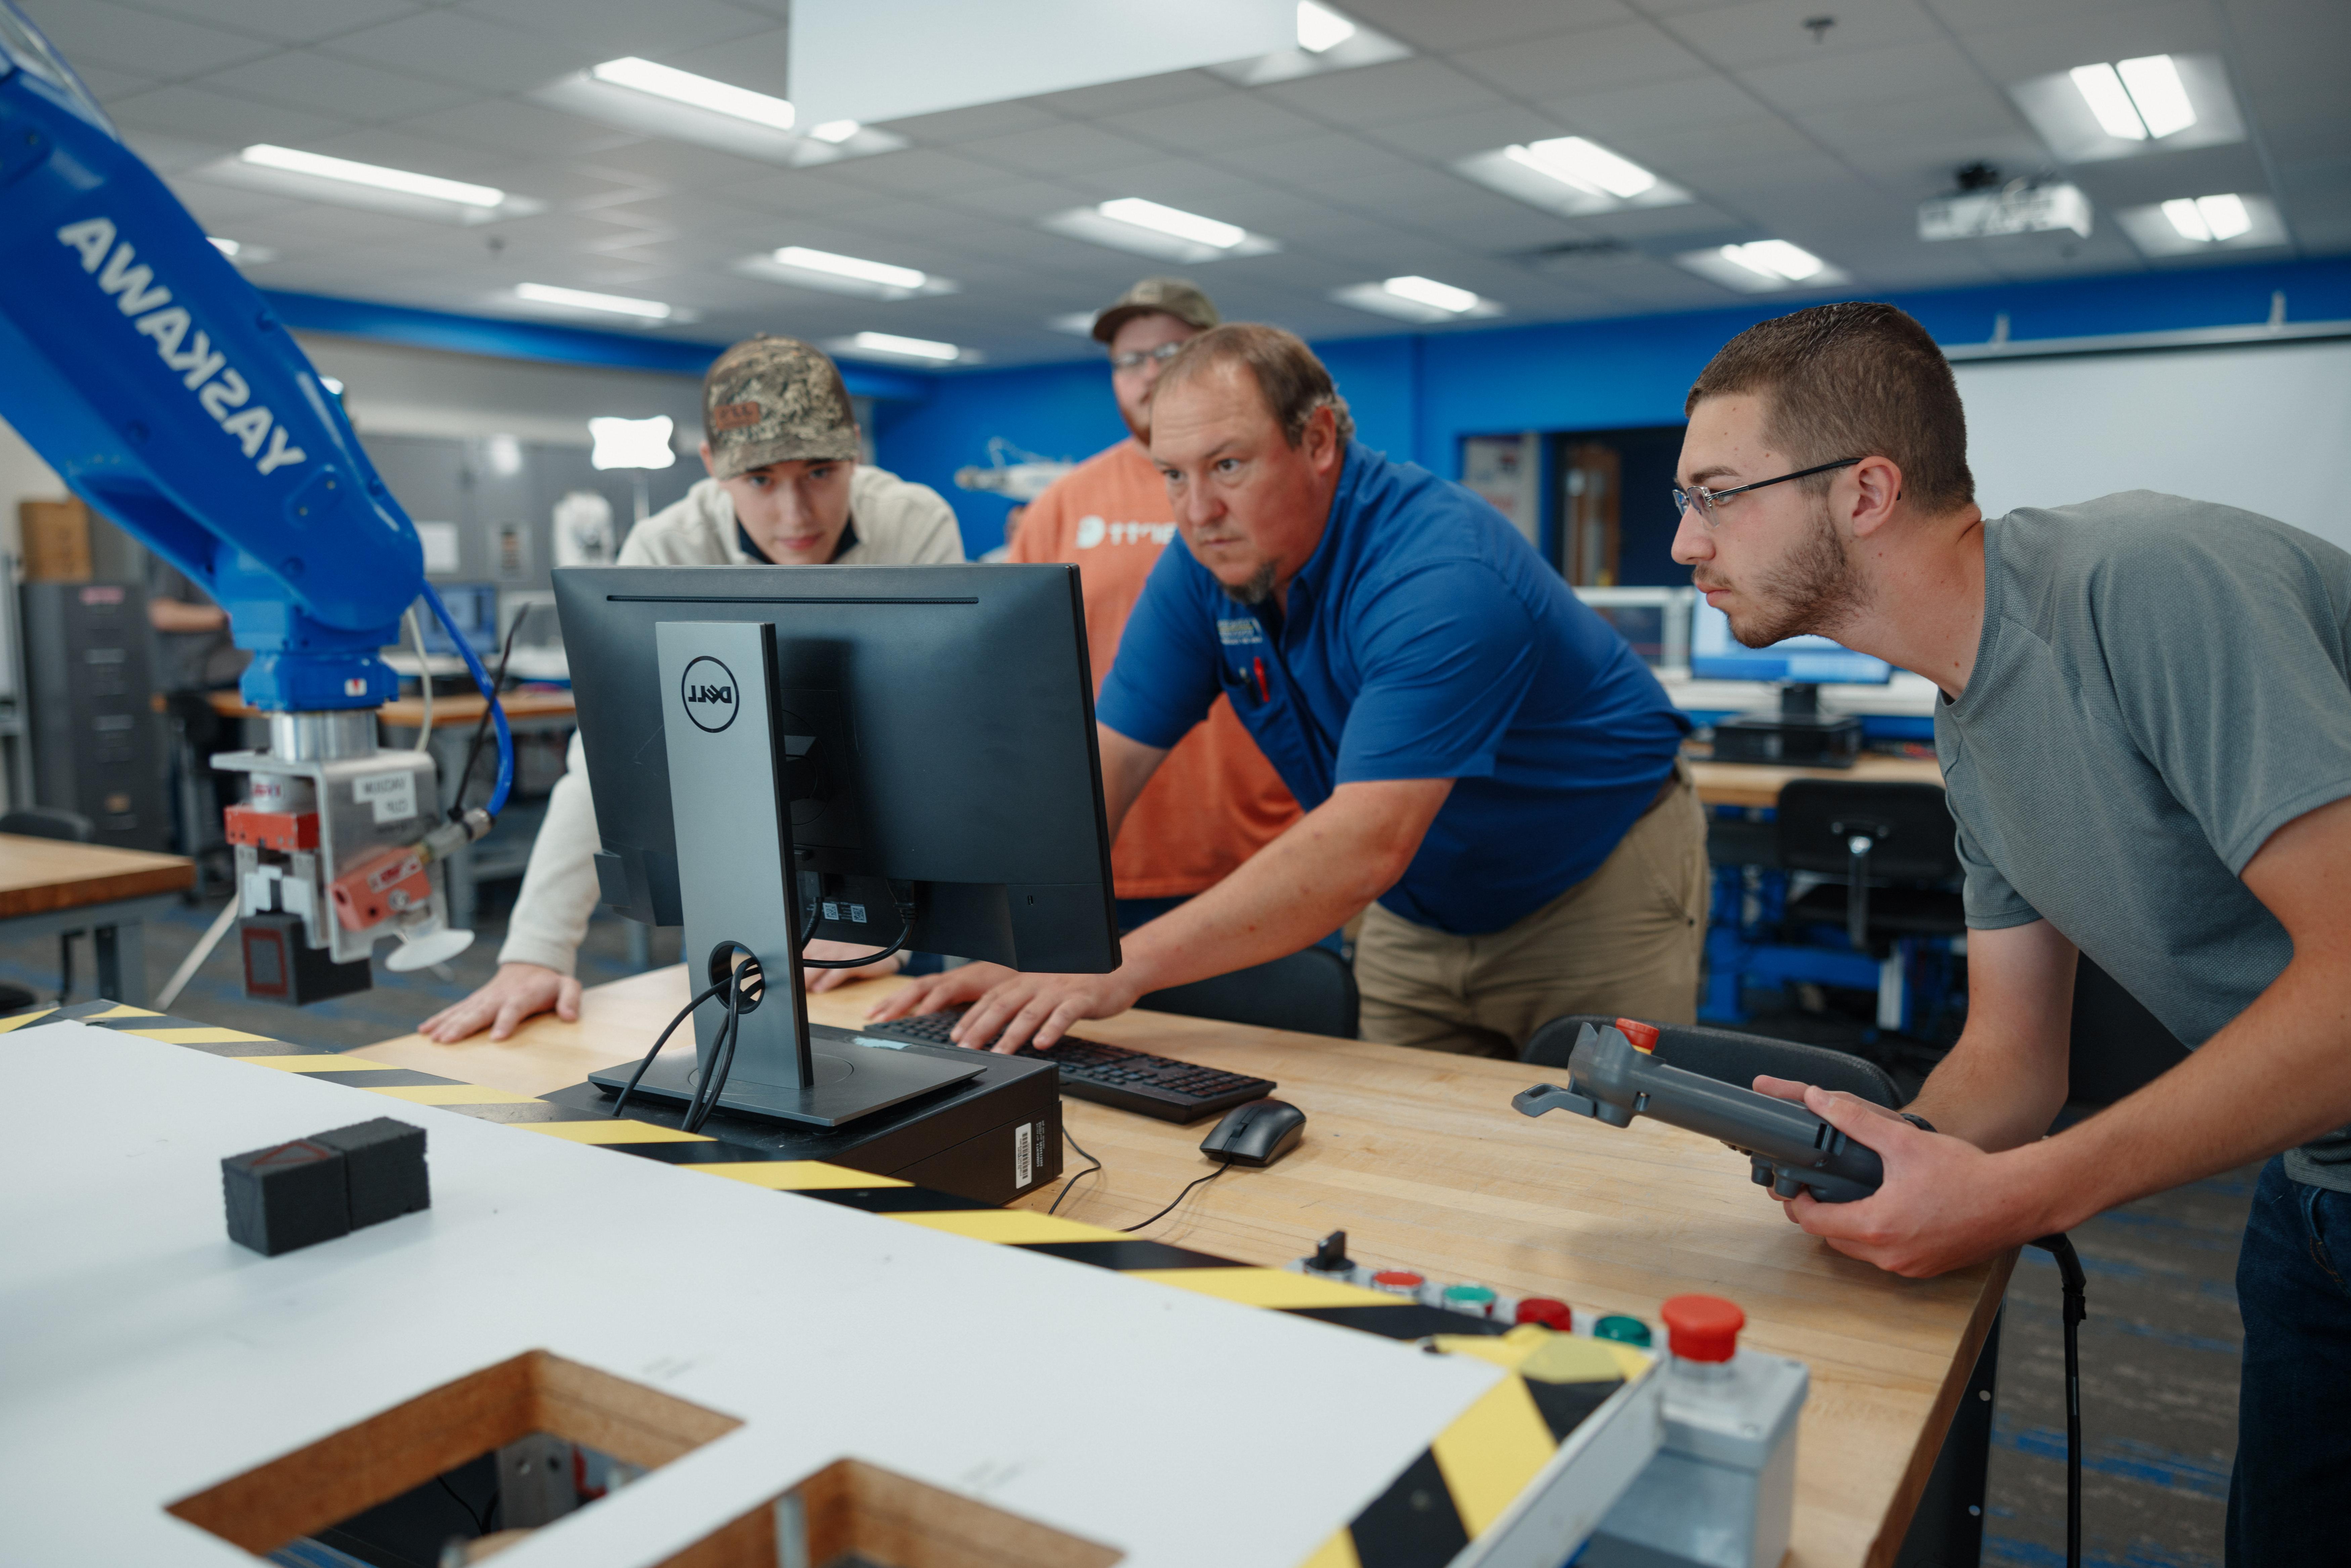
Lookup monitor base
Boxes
[587,1042,981,1128]
[1710,710,1864,768]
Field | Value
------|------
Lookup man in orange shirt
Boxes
[1012,278,1300,929]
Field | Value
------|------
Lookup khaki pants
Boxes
[1355,762,1710,1058]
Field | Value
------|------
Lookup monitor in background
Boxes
[1574,586,1695,670]
[1688,596,1890,685]
[413,583,499,658]
[555,563,1121,1127]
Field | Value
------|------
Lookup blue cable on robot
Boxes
[0,5,513,996]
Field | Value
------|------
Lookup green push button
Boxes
[1594,1314,1652,1346]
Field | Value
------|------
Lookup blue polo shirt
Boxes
[1096,441,1690,935]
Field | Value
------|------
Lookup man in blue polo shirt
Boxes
[874,323,1702,1056]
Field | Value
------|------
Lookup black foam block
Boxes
[314,1117,430,1228]
[221,1138,350,1256]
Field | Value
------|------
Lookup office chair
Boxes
[1138,945,1360,1039]
[1770,780,1967,1033]
[1522,1013,1901,1108]
[0,807,98,1007]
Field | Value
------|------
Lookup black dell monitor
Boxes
[552,563,1120,1127]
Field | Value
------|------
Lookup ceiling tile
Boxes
[956,124,1165,177]
[398,99,645,159]
[1261,58,1507,128]
[19,0,277,78]
[812,149,1030,198]
[1737,38,1995,114]
[873,100,1066,142]
[319,9,600,93]
[1224,132,1429,186]
[1658,0,1942,68]
[195,50,479,122]
[459,0,775,56]
[655,25,793,92]
[1095,92,1329,153]
[1942,0,2225,82]
[109,83,357,147]
[1451,21,1715,99]
[1360,103,1573,161]
[67,61,160,100]
[1024,68,1230,119]
[1340,0,1639,51]
[119,0,428,44]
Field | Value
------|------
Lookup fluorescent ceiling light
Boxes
[2070,55,2196,142]
[1097,197,1245,251]
[1296,0,1356,52]
[2162,192,2252,243]
[2117,55,2195,138]
[589,415,677,471]
[2068,63,2146,140]
[1383,275,1479,314]
[1720,240,1825,282]
[1504,137,1656,200]
[773,245,926,290]
[807,119,860,143]
[848,331,961,362]
[515,282,673,321]
[240,143,503,208]
[590,56,793,132]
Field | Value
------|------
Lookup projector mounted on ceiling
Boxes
[1919,167,2093,242]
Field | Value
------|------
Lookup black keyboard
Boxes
[867,1009,1275,1124]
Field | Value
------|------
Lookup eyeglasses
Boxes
[1672,457,1861,527]
[1110,340,1186,372]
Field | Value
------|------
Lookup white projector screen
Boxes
[1954,338,2351,551]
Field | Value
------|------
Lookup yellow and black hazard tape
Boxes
[7,999,1652,1566]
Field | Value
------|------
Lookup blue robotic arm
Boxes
[0,3,513,996]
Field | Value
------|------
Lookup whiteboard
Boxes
[1954,338,2351,550]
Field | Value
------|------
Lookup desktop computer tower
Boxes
[20,581,169,850]
[1709,710,1863,767]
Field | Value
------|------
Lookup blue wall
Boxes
[869,255,2351,558]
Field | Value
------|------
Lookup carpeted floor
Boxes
[5,905,2250,1565]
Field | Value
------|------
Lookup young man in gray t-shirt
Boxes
[1670,301,2351,1563]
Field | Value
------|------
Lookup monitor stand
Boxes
[586,619,981,1127]
[1709,683,1864,768]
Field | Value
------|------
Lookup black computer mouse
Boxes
[1200,1097,1306,1167]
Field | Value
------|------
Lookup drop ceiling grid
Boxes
[12,0,2338,365]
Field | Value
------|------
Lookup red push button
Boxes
[1614,1017,1660,1053]
[1372,1270,1424,1295]
[1660,1294,1745,1362]
[1515,1297,1572,1330]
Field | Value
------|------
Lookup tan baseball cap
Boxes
[701,335,859,479]
[1091,277,1219,344]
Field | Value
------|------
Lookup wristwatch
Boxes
[1900,1112,1937,1134]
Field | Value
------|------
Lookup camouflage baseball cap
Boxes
[701,335,859,478]
[1091,277,1219,344]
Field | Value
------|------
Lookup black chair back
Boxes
[1775,781,1958,881]
[0,807,96,844]
[1139,946,1359,1039]
[1523,1013,1901,1109]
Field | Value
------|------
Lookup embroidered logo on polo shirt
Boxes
[1074,516,1178,549]
[1216,618,1263,645]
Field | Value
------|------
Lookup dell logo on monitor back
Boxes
[679,656,739,733]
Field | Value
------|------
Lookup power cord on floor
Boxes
[2028,1232,2087,1568]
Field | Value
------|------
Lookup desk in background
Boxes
[0,833,192,1002]
[1690,752,1944,810]
[361,966,2011,1568]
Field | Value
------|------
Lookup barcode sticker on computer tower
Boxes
[1015,1121,1033,1188]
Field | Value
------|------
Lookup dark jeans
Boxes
[2227,1156,2351,1565]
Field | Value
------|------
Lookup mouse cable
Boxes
[2028,1232,2087,1568]
[1121,1161,1231,1233]
[611,975,730,1120]
[1047,1127,1104,1216]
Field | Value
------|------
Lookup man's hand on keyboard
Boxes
[868,963,1142,1053]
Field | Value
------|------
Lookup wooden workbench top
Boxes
[363,965,2007,1568]
[0,834,193,918]
[204,689,576,727]
[1689,752,1944,810]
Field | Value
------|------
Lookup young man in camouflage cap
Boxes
[417,335,964,1044]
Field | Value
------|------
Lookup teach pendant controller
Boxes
[1512,1020,1885,1204]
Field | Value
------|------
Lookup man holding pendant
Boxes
[1667,301,2351,1561]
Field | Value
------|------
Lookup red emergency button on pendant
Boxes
[1614,1017,1660,1052]
[1660,1294,1745,1362]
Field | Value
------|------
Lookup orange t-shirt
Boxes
[1012,439,1301,899]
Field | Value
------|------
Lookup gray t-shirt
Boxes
[1937,492,2351,1192]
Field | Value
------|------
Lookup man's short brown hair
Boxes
[1686,302,1973,512]
[1159,322,1355,447]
